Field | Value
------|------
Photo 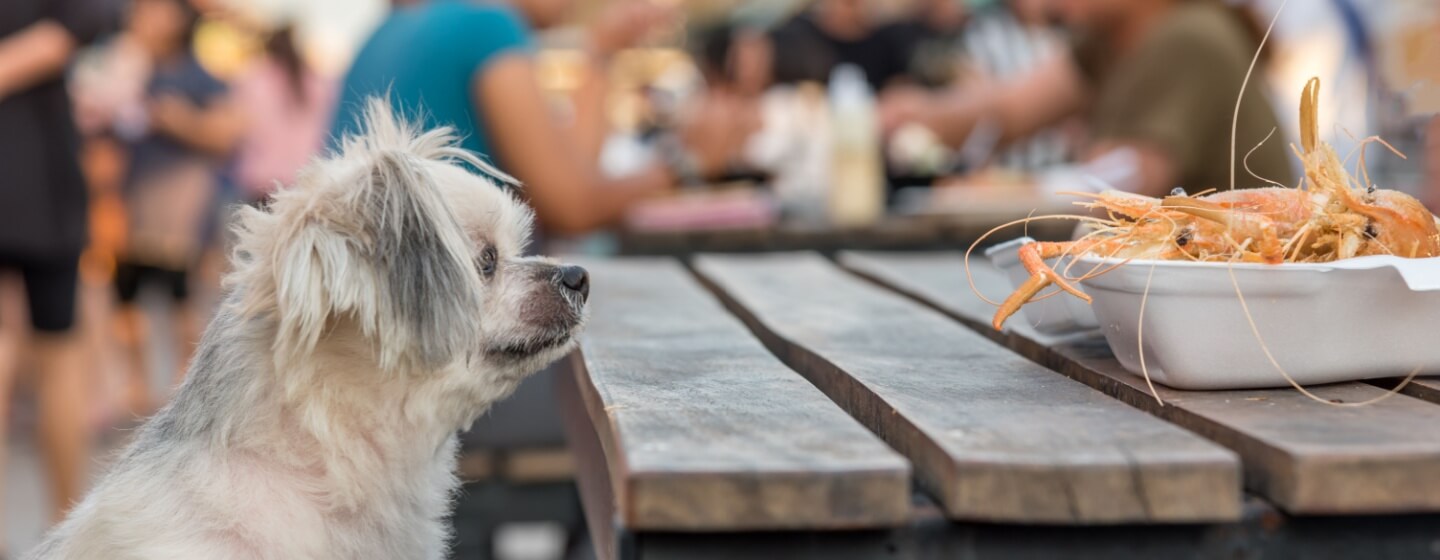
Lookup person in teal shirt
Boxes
[331,1,532,160]
[331,0,757,235]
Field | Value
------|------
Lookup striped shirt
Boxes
[958,9,1071,172]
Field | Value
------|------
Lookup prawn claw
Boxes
[1020,242,1090,302]
[993,242,1092,330]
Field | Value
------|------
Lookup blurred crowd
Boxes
[1,0,1438,554]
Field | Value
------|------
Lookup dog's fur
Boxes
[27,101,587,560]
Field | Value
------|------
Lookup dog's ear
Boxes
[273,149,480,372]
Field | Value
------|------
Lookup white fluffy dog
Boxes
[27,100,589,560]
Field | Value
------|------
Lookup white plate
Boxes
[1076,254,1440,389]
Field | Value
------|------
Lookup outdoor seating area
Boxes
[3,0,1439,558]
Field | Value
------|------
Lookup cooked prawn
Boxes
[985,77,1440,330]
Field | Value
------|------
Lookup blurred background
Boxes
[1,0,1438,558]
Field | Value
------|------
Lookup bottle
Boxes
[827,64,885,227]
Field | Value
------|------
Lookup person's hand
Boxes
[147,93,199,136]
[878,84,932,135]
[928,171,1042,210]
[934,168,1033,191]
[588,1,677,58]
[679,91,761,177]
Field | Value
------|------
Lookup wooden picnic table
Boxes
[556,252,1440,560]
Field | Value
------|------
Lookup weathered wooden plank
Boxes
[556,366,623,560]
[1404,379,1440,404]
[1372,377,1440,405]
[840,251,1440,514]
[694,253,1241,523]
[628,496,1440,560]
[572,258,911,531]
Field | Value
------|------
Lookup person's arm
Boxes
[1075,142,1178,196]
[566,56,610,165]
[882,54,1086,149]
[566,2,675,165]
[1029,142,1176,197]
[149,93,245,156]
[478,55,674,236]
[0,21,78,99]
[0,0,111,100]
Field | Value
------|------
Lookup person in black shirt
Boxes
[0,0,107,538]
[770,0,919,91]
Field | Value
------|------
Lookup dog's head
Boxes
[230,99,587,394]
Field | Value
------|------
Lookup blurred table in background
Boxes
[558,254,1440,560]
[616,185,1077,256]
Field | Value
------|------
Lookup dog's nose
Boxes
[559,265,589,301]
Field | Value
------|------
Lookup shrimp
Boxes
[992,191,1285,329]
[987,77,1440,330]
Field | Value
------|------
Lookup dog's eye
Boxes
[478,246,498,277]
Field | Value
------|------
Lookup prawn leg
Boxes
[1020,242,1090,300]
[993,242,1094,330]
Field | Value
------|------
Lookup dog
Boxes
[26,99,589,560]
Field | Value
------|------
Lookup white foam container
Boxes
[1076,254,1440,390]
[985,237,1100,334]
[987,237,1440,389]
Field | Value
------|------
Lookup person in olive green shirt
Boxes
[881,0,1293,196]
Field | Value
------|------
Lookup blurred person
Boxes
[769,0,919,91]
[885,0,1074,174]
[896,0,970,88]
[331,0,754,237]
[0,0,107,534]
[954,0,1073,171]
[67,1,161,428]
[1429,115,1440,211]
[697,0,924,95]
[113,0,241,414]
[882,0,1294,196]
[695,22,775,98]
[233,25,336,204]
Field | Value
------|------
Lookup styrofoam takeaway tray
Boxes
[987,237,1440,389]
[1075,254,1440,390]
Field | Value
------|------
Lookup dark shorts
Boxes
[114,262,189,304]
[0,253,80,333]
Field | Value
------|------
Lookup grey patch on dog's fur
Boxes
[139,293,261,445]
[363,151,480,369]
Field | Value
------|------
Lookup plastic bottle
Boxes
[827,64,885,227]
